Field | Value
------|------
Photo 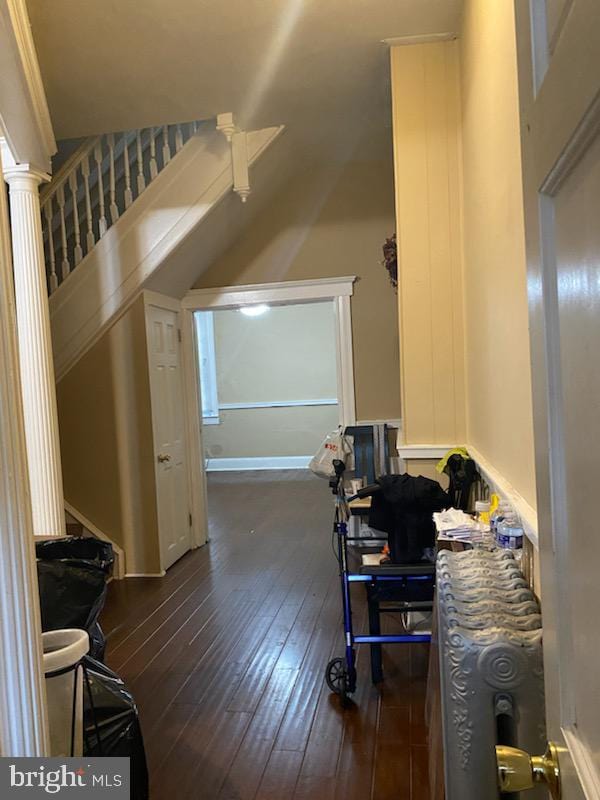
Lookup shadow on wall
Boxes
[194,152,402,422]
[56,296,161,574]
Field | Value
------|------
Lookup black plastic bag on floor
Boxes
[82,656,149,800]
[36,537,114,660]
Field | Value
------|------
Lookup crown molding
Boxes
[0,0,56,170]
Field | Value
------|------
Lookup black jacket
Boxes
[368,474,449,563]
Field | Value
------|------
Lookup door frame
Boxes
[143,291,204,560]
[181,276,357,538]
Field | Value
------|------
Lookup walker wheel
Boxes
[325,657,350,703]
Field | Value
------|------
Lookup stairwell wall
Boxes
[56,295,161,574]
[193,157,401,424]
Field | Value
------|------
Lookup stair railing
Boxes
[41,121,202,295]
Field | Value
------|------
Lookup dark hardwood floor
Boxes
[101,470,431,800]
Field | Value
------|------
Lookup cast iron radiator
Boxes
[436,548,546,799]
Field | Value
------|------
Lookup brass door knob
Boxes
[157,453,171,463]
[496,743,561,799]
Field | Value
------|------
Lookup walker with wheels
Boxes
[324,459,435,703]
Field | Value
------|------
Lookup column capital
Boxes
[0,139,50,187]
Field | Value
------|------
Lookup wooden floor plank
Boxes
[101,470,432,800]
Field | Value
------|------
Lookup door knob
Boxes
[496,743,561,799]
[157,454,171,463]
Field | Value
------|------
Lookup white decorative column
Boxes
[0,143,50,755]
[1,143,66,538]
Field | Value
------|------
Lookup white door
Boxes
[146,301,191,570]
[516,2,600,797]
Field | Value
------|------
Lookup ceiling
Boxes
[27,0,462,160]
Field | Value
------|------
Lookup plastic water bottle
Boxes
[496,519,524,550]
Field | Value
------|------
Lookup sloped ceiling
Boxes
[27,0,461,159]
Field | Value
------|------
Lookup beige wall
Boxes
[56,296,161,574]
[460,0,536,508]
[204,407,339,459]
[214,304,337,403]
[203,303,339,459]
[193,158,401,423]
[390,41,466,445]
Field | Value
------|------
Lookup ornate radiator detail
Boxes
[436,549,546,799]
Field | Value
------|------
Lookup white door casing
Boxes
[515,2,600,797]
[180,277,355,547]
[145,295,192,571]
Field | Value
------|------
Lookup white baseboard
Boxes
[396,443,455,459]
[206,456,312,471]
[64,500,126,579]
[125,571,166,578]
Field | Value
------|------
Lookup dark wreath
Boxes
[381,234,397,290]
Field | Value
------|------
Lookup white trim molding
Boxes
[206,456,312,472]
[182,276,356,310]
[219,398,338,411]
[397,443,456,460]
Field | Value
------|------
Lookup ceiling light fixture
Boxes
[240,304,269,317]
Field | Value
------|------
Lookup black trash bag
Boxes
[36,537,114,661]
[82,656,149,800]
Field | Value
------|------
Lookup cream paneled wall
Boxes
[460,0,536,509]
[390,24,537,518]
[390,41,466,445]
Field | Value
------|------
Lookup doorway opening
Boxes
[197,301,340,472]
[180,276,356,544]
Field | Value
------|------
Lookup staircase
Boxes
[42,117,284,379]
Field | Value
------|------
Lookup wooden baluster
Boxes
[43,199,58,292]
[149,128,158,180]
[107,134,119,224]
[136,131,146,195]
[68,172,83,266]
[123,134,133,209]
[192,120,198,134]
[81,155,95,253]
[162,126,171,164]
[175,123,183,153]
[94,142,108,236]
[56,185,70,280]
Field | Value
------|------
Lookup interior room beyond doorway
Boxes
[197,300,341,472]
